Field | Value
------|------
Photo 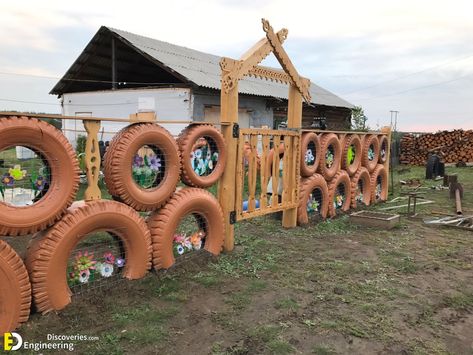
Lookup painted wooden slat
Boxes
[235,133,246,218]
[248,134,258,212]
[260,135,270,210]
[272,136,281,208]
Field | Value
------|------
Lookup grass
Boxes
[15,165,473,354]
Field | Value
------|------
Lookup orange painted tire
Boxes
[178,124,226,188]
[297,173,329,225]
[148,188,225,270]
[0,116,79,236]
[266,143,285,178]
[341,134,362,176]
[25,200,152,314]
[0,240,31,333]
[362,135,380,173]
[318,133,342,180]
[350,167,371,208]
[370,164,388,203]
[103,123,181,211]
[300,132,321,177]
[378,135,389,164]
[328,170,351,217]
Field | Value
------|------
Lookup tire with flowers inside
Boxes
[350,167,371,209]
[362,134,380,173]
[103,123,181,211]
[328,170,352,217]
[341,134,362,176]
[178,124,226,188]
[318,133,342,181]
[0,116,79,236]
[297,173,329,225]
[25,200,152,314]
[300,132,321,177]
[147,188,225,270]
[370,164,388,203]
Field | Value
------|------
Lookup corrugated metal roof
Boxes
[109,27,353,109]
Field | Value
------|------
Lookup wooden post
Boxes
[218,84,239,252]
[282,84,302,228]
[381,126,392,195]
[83,120,102,201]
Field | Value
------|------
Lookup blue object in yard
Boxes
[242,199,260,211]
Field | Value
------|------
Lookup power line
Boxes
[0,70,182,86]
[355,73,472,101]
[0,97,138,107]
[342,53,473,95]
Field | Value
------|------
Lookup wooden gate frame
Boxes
[218,19,312,252]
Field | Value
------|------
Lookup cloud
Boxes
[0,0,472,131]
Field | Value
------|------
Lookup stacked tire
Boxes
[297,130,389,225]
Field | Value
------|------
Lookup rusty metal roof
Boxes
[52,26,353,109]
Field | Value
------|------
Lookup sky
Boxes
[1,0,472,132]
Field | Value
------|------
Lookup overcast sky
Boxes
[1,0,472,132]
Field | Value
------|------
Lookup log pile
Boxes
[400,130,473,165]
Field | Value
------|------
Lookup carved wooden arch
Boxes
[220,19,311,103]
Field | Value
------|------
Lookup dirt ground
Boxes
[4,166,473,354]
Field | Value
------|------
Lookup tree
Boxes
[351,106,369,131]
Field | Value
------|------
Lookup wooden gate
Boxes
[234,128,300,221]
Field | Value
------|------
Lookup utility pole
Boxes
[390,110,399,132]
[389,110,399,196]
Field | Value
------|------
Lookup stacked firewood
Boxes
[400,130,473,165]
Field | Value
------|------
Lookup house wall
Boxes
[192,91,273,128]
[61,88,192,148]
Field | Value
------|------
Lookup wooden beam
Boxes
[282,84,302,228]
[218,82,239,252]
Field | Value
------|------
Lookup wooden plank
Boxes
[0,111,195,124]
[293,135,301,204]
[238,202,299,220]
[248,134,258,212]
[235,133,245,218]
[281,135,291,205]
[83,120,102,201]
[282,85,302,228]
[240,128,299,136]
[272,136,281,208]
[260,135,270,210]
[302,128,385,135]
[218,83,239,252]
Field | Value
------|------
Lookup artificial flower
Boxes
[190,232,203,250]
[34,176,46,191]
[347,146,355,165]
[133,155,144,168]
[1,173,14,187]
[9,165,27,181]
[149,156,161,171]
[173,234,186,244]
[103,252,115,265]
[99,263,114,277]
[116,258,125,268]
[305,149,315,165]
[326,151,334,168]
[74,251,96,271]
[78,269,90,283]
[212,152,219,161]
[194,149,202,159]
[176,245,185,255]
[208,159,213,170]
[368,148,375,161]
[183,238,193,250]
